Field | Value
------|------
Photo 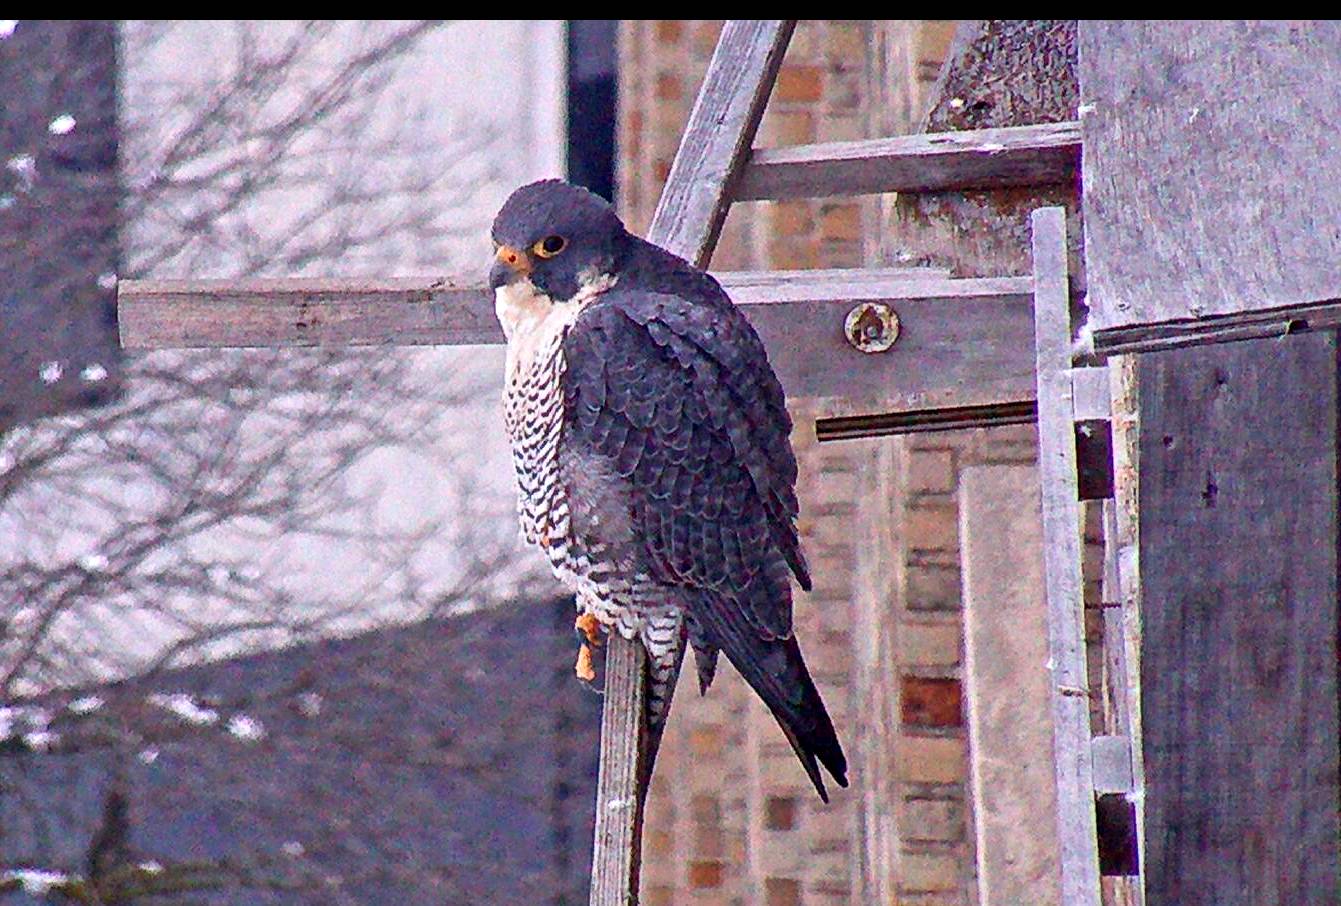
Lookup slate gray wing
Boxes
[561,287,809,640]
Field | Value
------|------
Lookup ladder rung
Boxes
[1091,735,1135,794]
[735,121,1080,201]
[1071,366,1112,421]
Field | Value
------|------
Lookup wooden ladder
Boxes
[594,18,1137,906]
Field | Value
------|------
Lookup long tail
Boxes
[689,597,848,802]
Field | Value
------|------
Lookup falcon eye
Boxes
[533,235,567,258]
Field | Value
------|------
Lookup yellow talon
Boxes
[575,643,597,682]
[575,612,603,647]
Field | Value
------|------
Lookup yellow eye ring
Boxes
[533,235,567,258]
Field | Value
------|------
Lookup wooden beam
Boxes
[645,20,794,268]
[1031,207,1101,905]
[592,20,794,906]
[1091,297,1341,357]
[1079,21,1341,338]
[736,120,1080,201]
[961,463,1065,906]
[117,274,1039,425]
[1139,336,1340,905]
[588,634,649,905]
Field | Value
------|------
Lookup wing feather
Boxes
[562,288,808,639]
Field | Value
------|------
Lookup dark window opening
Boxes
[566,20,617,203]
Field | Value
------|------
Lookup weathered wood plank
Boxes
[1139,336,1340,906]
[961,463,1064,906]
[1031,207,1101,905]
[117,275,1039,425]
[888,20,1080,280]
[1090,736,1133,795]
[589,635,648,905]
[1080,21,1341,340]
[593,20,794,906]
[118,278,501,350]
[645,20,793,267]
[737,121,1080,201]
[1091,299,1341,357]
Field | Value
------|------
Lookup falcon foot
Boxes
[575,642,597,683]
[574,613,606,683]
[574,612,604,647]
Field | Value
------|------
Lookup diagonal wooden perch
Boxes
[586,20,795,905]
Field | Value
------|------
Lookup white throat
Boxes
[494,271,617,377]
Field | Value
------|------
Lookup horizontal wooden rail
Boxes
[118,273,1038,424]
[736,120,1080,201]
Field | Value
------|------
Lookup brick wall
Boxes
[618,21,1049,905]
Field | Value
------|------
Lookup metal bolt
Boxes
[844,302,900,354]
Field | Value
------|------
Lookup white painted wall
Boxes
[5,21,569,687]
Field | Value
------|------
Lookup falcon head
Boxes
[489,180,626,306]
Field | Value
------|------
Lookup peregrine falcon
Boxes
[489,180,847,801]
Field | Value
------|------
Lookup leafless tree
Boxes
[1,20,564,901]
[2,18,541,697]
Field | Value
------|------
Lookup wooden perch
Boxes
[587,20,795,906]
[588,636,648,904]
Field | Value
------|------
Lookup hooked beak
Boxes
[489,244,530,290]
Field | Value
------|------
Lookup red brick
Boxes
[820,203,861,242]
[904,798,965,843]
[901,621,961,667]
[766,877,803,906]
[654,20,683,43]
[689,724,724,758]
[906,564,961,611]
[775,64,824,102]
[907,505,959,551]
[897,736,966,784]
[900,676,963,729]
[901,852,958,892]
[688,860,724,888]
[765,795,797,830]
[655,72,682,101]
[908,450,956,495]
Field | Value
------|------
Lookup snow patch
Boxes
[80,362,109,383]
[148,692,219,726]
[38,361,62,384]
[1,869,70,895]
[48,114,76,135]
[0,21,16,39]
[227,714,266,741]
[68,696,104,715]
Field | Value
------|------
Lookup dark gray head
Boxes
[489,180,627,303]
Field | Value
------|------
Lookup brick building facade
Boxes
[617,21,1056,905]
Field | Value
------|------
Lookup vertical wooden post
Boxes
[587,21,794,906]
[1031,206,1102,905]
[1139,337,1340,905]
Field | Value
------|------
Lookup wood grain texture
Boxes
[961,463,1063,906]
[1139,335,1340,906]
[594,20,794,906]
[1080,21,1341,337]
[1031,207,1101,905]
[737,121,1080,201]
[889,19,1080,278]
[645,20,794,267]
[117,274,1038,424]
[589,635,648,905]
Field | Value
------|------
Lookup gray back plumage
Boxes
[560,248,809,639]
